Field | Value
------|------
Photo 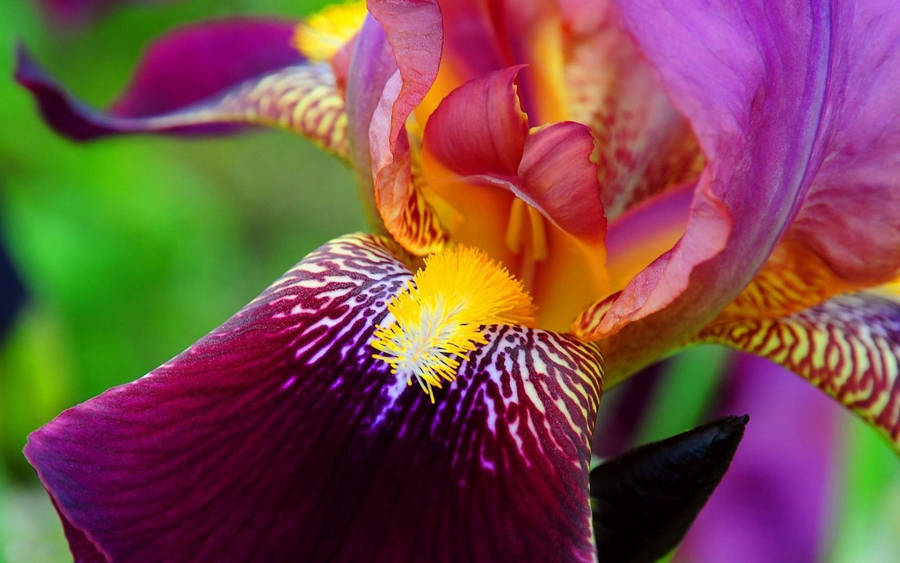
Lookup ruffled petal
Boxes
[697,291,900,452]
[26,234,604,562]
[422,68,605,242]
[16,20,349,161]
[346,9,447,252]
[581,0,900,379]
[423,66,528,178]
[518,121,606,243]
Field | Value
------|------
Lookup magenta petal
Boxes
[345,9,447,251]
[367,0,442,148]
[598,0,899,368]
[26,234,603,562]
[424,66,529,178]
[346,1,442,173]
[110,19,301,117]
[518,121,606,242]
[16,19,305,140]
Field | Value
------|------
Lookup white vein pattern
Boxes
[29,233,605,562]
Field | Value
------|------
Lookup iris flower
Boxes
[15,0,900,560]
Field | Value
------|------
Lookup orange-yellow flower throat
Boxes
[371,246,536,402]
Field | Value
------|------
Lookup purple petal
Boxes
[560,0,702,218]
[588,0,900,377]
[109,19,301,117]
[26,234,603,562]
[789,0,900,284]
[675,354,841,562]
[15,20,348,157]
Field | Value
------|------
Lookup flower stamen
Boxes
[371,246,536,402]
[291,1,367,61]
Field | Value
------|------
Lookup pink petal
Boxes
[423,69,605,242]
[345,10,447,251]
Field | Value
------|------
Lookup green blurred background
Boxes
[0,1,897,561]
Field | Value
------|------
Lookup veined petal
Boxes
[696,292,900,452]
[26,234,604,562]
[716,238,856,323]
[16,20,349,161]
[582,0,900,379]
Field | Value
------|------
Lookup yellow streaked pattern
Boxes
[292,1,367,61]
[385,136,450,255]
[213,64,349,161]
[875,278,900,299]
[718,240,853,322]
[371,245,536,402]
[697,292,900,452]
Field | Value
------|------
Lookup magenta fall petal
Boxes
[25,234,604,562]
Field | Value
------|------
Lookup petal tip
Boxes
[14,43,109,141]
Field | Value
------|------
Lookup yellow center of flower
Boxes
[292,1,367,61]
[371,245,536,402]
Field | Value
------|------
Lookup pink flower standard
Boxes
[14,0,900,560]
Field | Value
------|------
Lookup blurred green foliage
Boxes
[0,1,897,561]
[0,0,356,476]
